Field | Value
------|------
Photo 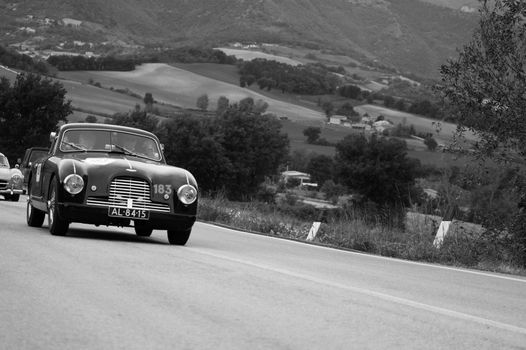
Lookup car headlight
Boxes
[10,174,22,185]
[177,184,197,205]
[64,174,84,195]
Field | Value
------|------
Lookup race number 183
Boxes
[153,184,172,195]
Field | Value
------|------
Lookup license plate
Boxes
[108,207,149,220]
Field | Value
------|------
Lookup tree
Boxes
[110,110,158,133]
[335,102,357,117]
[160,115,233,194]
[438,0,526,263]
[321,101,334,121]
[335,134,420,207]
[238,97,255,113]
[217,106,289,199]
[306,154,334,185]
[303,126,321,144]
[0,73,71,163]
[196,94,209,111]
[424,136,438,151]
[439,0,526,160]
[143,92,154,112]
[383,95,395,108]
[85,115,98,123]
[339,85,362,99]
[216,96,229,116]
[254,99,269,114]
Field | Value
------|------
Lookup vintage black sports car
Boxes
[26,123,198,245]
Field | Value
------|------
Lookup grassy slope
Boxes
[1,63,473,167]
[59,63,325,122]
[57,62,473,166]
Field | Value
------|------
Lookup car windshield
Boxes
[59,129,162,161]
[0,155,9,168]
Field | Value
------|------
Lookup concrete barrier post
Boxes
[433,220,451,248]
[306,221,321,241]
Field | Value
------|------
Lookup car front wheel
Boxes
[48,180,69,236]
[167,228,191,246]
[27,198,45,227]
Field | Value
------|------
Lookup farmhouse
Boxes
[62,18,82,27]
[329,115,347,125]
[281,170,317,188]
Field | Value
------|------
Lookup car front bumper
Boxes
[57,202,197,230]
[0,188,23,196]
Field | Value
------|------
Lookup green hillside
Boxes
[0,0,479,78]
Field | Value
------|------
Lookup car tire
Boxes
[10,194,20,202]
[48,179,69,236]
[27,198,45,227]
[134,224,153,237]
[167,228,191,246]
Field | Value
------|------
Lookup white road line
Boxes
[194,247,526,336]
[198,222,526,284]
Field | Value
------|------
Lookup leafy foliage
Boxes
[0,73,71,163]
[238,59,341,95]
[109,109,159,133]
[158,104,289,199]
[306,155,334,185]
[335,134,420,207]
[143,47,237,64]
[216,96,229,115]
[217,106,289,199]
[47,55,136,71]
[303,126,321,144]
[160,114,233,194]
[196,94,209,111]
[0,45,49,74]
[338,84,362,99]
[439,0,526,160]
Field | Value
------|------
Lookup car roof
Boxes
[59,123,157,138]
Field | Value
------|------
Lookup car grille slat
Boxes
[86,177,170,213]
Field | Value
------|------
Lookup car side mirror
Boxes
[15,164,19,169]
[49,132,57,143]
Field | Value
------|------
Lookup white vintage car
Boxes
[0,152,23,201]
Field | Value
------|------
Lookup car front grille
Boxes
[86,177,170,213]
[0,180,7,190]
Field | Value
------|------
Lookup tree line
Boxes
[47,55,136,71]
[238,59,341,95]
[0,45,49,74]
[46,47,237,71]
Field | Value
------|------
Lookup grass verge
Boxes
[198,196,526,276]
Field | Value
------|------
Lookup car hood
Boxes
[58,154,197,189]
[0,167,22,180]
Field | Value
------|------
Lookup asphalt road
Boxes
[1,197,525,349]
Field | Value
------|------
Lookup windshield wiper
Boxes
[111,144,142,158]
[61,141,87,151]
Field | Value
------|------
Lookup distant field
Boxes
[355,104,475,144]
[420,0,479,10]
[59,63,325,122]
[215,48,303,66]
